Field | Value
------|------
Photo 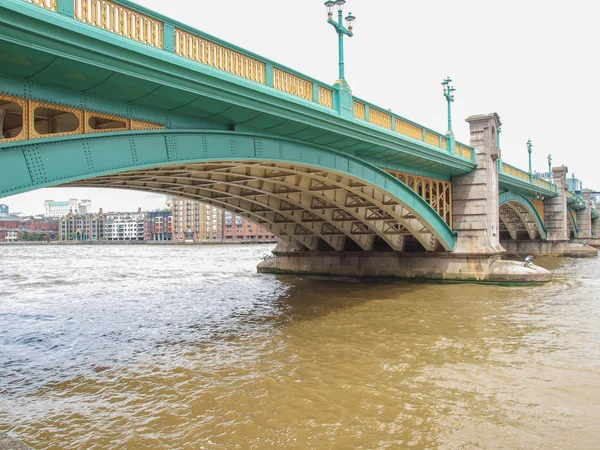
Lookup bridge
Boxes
[0,0,597,282]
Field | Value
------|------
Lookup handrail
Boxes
[23,0,475,163]
[500,162,557,193]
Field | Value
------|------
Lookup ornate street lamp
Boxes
[547,154,552,175]
[527,139,533,181]
[325,0,355,86]
[441,77,456,137]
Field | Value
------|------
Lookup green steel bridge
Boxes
[0,0,596,259]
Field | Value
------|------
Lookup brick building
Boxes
[59,209,106,241]
[171,197,277,243]
[144,210,172,241]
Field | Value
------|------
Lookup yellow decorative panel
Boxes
[531,199,545,220]
[130,119,164,130]
[533,178,551,190]
[369,108,392,130]
[175,29,266,84]
[425,131,440,148]
[0,94,27,141]
[396,119,422,141]
[384,168,452,226]
[75,0,163,48]
[354,101,365,120]
[441,138,447,151]
[273,68,313,101]
[28,0,57,11]
[29,101,83,140]
[460,146,472,159]
[318,86,333,108]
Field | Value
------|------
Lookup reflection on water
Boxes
[0,245,599,449]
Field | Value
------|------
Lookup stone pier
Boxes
[576,189,593,238]
[259,113,551,283]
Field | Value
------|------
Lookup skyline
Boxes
[3,0,599,214]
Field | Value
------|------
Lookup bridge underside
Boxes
[499,193,547,241]
[67,161,443,252]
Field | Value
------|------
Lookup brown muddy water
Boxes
[0,245,599,449]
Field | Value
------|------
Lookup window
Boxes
[88,116,127,131]
[0,98,24,139]
[33,106,79,135]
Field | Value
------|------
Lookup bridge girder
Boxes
[0,130,456,252]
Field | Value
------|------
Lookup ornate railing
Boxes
[27,0,56,10]
[501,162,531,182]
[385,169,453,227]
[533,177,552,190]
[273,69,312,101]
[175,29,265,84]
[75,0,163,48]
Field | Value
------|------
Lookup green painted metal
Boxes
[498,173,557,199]
[163,22,175,53]
[57,0,73,17]
[567,208,580,238]
[499,192,547,240]
[441,77,455,137]
[527,139,533,182]
[0,130,457,250]
[0,0,476,180]
[0,0,573,205]
[325,2,354,83]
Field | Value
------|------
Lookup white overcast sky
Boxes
[4,0,599,214]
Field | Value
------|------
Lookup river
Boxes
[0,245,599,449]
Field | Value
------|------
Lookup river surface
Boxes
[0,245,599,449]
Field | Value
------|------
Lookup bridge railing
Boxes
[500,162,557,193]
[352,97,474,160]
[23,0,473,162]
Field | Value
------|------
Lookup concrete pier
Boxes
[501,240,598,258]
[258,246,551,283]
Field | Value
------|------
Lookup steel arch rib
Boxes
[0,130,456,251]
[499,192,547,240]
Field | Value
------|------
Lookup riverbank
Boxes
[0,240,277,246]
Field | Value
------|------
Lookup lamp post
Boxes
[441,77,456,138]
[497,118,503,171]
[547,154,552,175]
[324,1,355,86]
[527,139,533,182]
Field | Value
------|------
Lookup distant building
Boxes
[144,210,172,241]
[59,209,106,241]
[45,198,92,218]
[0,204,8,215]
[0,216,58,241]
[172,198,222,243]
[171,197,277,243]
[568,175,583,194]
[105,208,145,241]
[223,210,278,243]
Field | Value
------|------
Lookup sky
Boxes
[3,0,599,215]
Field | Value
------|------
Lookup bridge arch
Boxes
[567,208,579,238]
[0,130,456,252]
[499,192,547,240]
